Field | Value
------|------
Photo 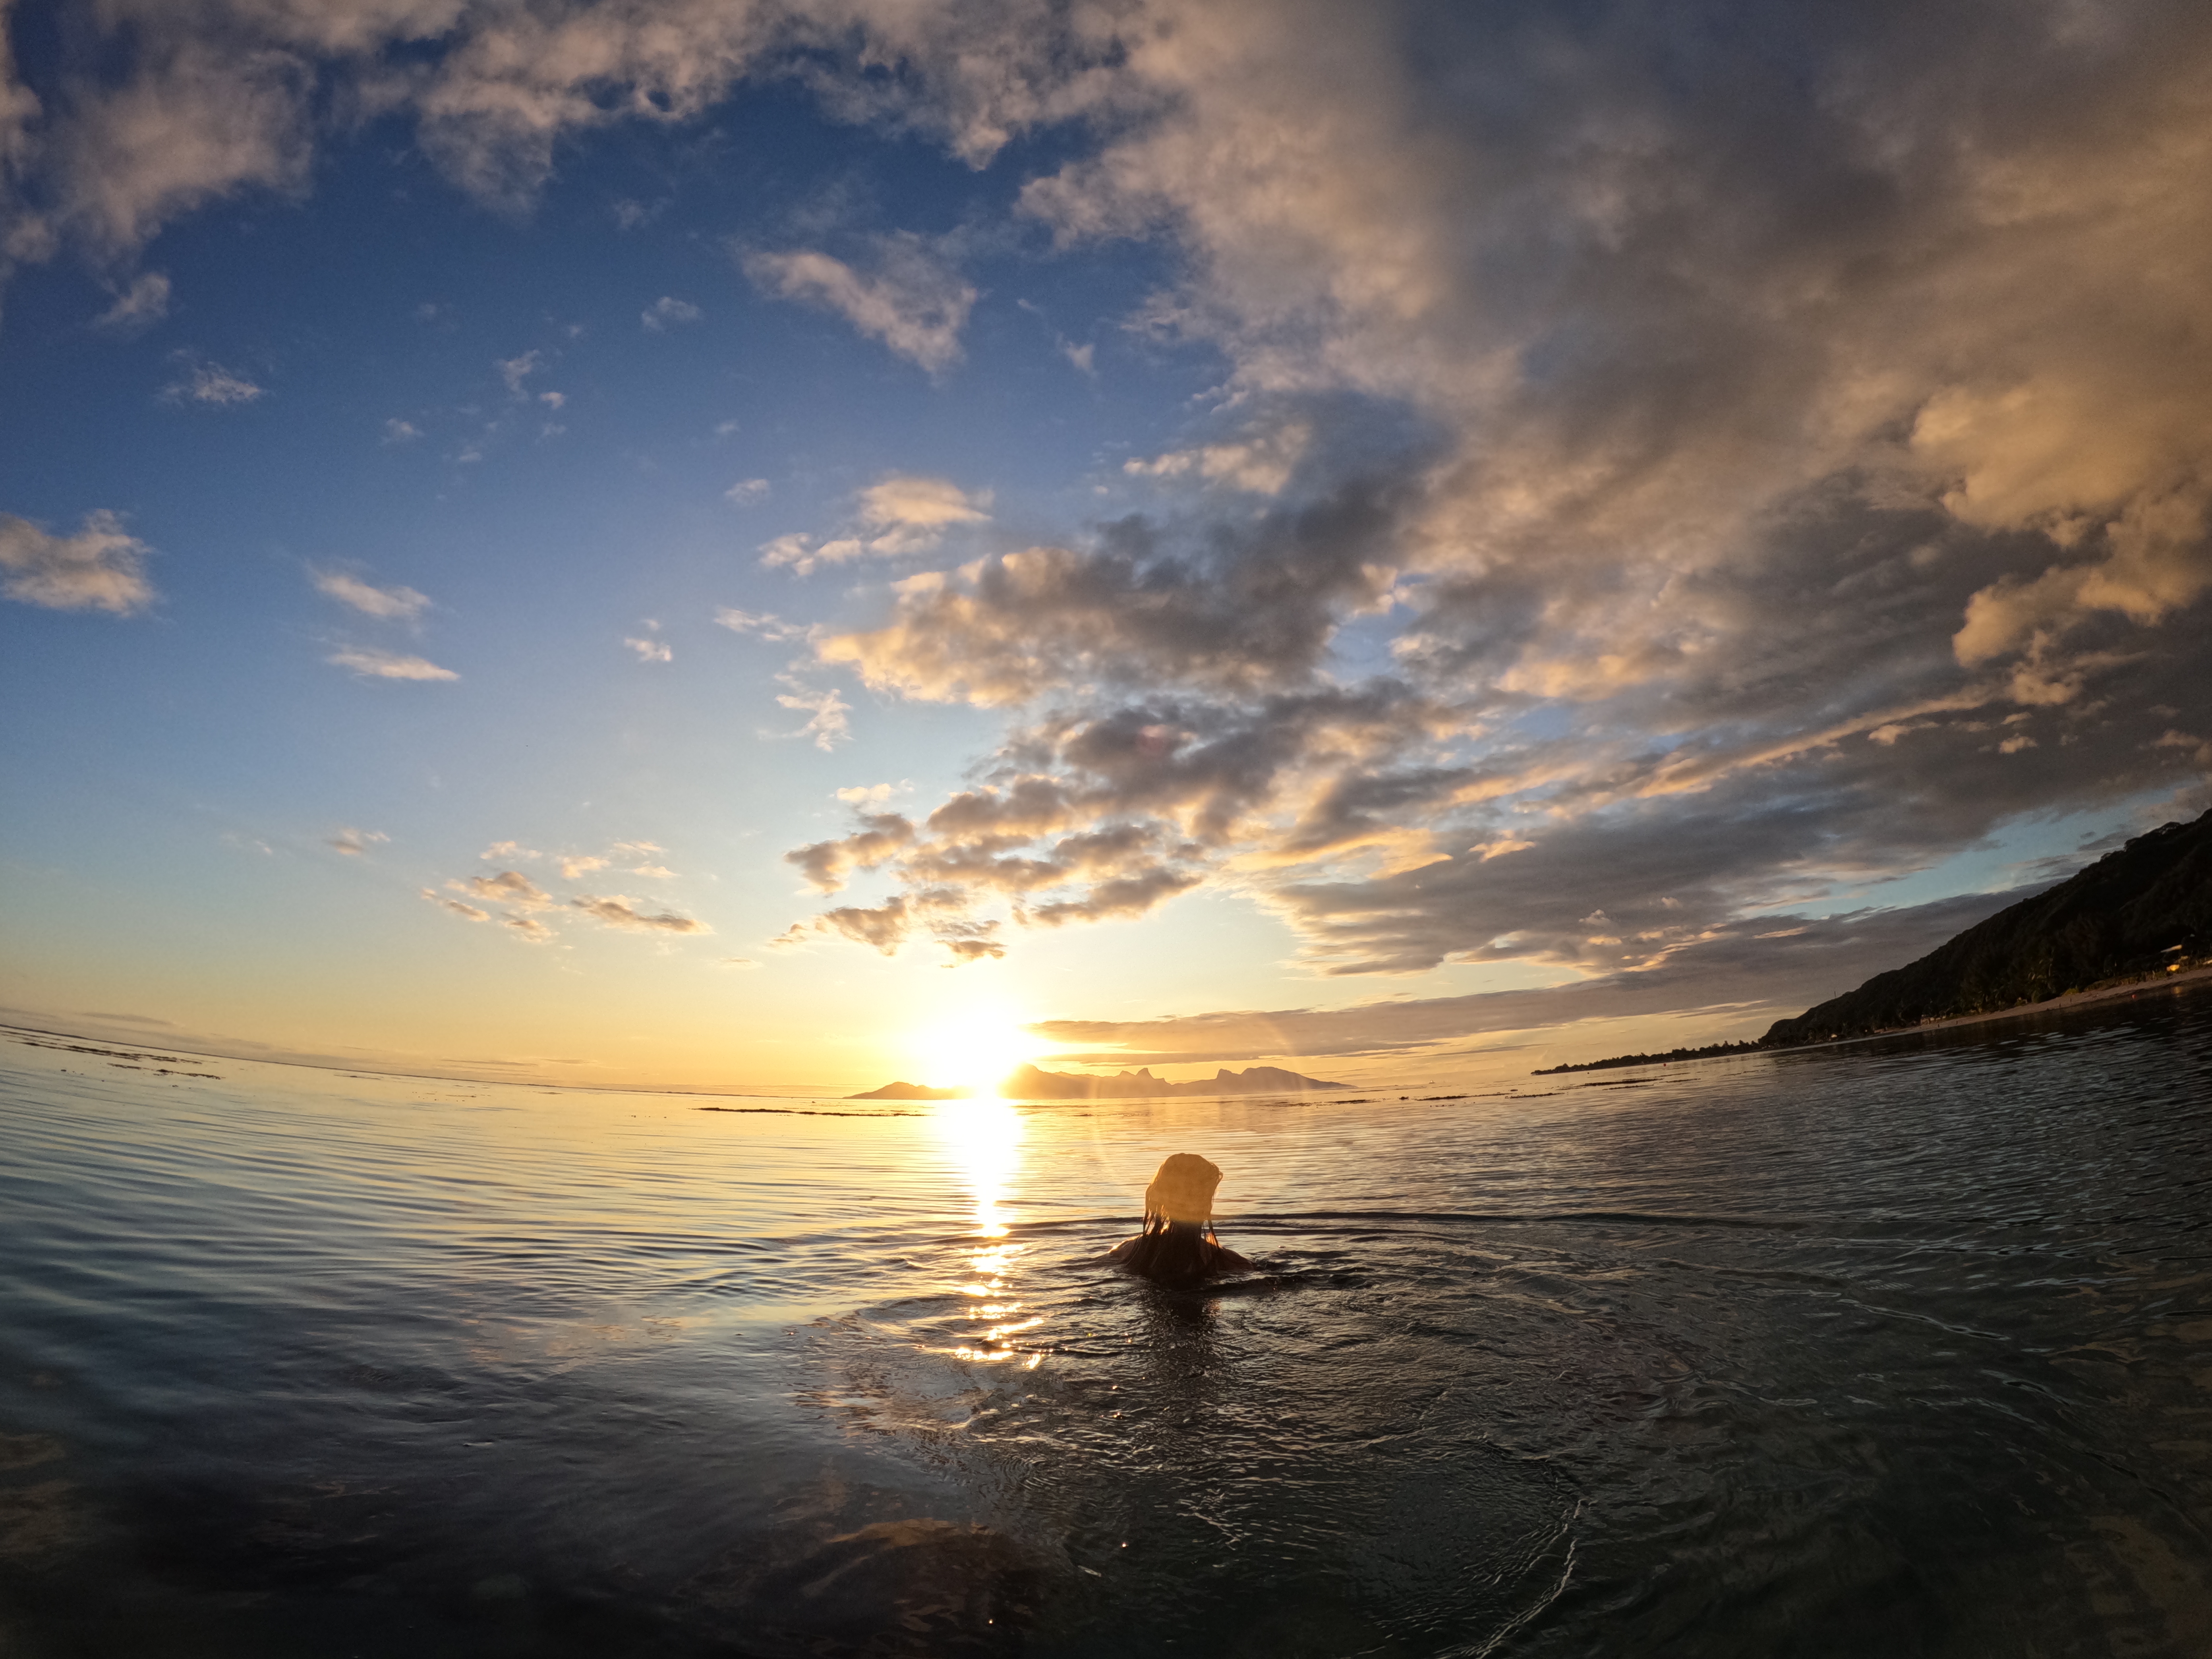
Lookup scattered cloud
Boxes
[504,915,554,942]
[774,675,852,749]
[382,418,421,444]
[758,477,992,574]
[717,956,759,969]
[312,568,430,622]
[46,36,315,254]
[421,888,490,922]
[481,840,540,861]
[495,350,541,395]
[861,475,991,530]
[327,827,389,857]
[161,356,263,405]
[327,647,458,681]
[725,478,770,505]
[741,234,976,372]
[642,295,701,331]
[93,271,170,331]
[14,0,2212,1024]
[1034,891,2025,1066]
[1060,339,1094,375]
[0,510,156,614]
[714,605,805,641]
[835,781,910,805]
[560,855,608,879]
[455,870,553,908]
[1126,423,1312,495]
[570,895,709,933]
[624,635,673,663]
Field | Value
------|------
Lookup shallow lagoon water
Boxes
[1,988,2209,1657]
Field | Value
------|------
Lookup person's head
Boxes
[1143,1153,1222,1231]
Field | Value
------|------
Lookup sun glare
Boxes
[908,1008,1051,1096]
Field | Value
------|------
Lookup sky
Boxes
[1,0,2208,1095]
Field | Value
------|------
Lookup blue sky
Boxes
[2,0,2208,1090]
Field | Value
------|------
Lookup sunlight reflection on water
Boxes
[2,990,2210,1657]
[930,1097,1048,1367]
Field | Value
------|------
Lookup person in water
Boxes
[1105,1152,1252,1282]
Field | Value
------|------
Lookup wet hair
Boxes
[1116,1217,1238,1283]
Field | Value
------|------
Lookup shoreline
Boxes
[1798,959,2212,1050]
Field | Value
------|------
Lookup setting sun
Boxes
[906,1009,1054,1096]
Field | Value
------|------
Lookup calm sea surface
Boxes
[2,989,2209,1658]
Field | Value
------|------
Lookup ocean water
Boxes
[1,988,2209,1659]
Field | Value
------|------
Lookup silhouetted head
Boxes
[1109,1153,1250,1283]
[1143,1152,1222,1230]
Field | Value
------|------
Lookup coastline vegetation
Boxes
[1537,806,2212,1074]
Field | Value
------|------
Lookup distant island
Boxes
[850,1063,1350,1101]
[1537,806,2212,1073]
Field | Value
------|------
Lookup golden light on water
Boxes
[933,1096,1025,1237]
[932,1096,1042,1365]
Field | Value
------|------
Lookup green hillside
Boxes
[1763,807,2212,1046]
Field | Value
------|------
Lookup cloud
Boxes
[814,482,1404,705]
[93,271,170,331]
[725,478,770,505]
[775,675,851,749]
[741,235,977,371]
[313,568,430,621]
[160,357,263,405]
[642,295,701,331]
[481,840,540,861]
[421,888,490,923]
[1036,889,2026,1066]
[382,418,421,444]
[495,350,541,395]
[570,895,710,934]
[714,606,804,641]
[328,647,458,681]
[327,827,389,857]
[1126,423,1312,495]
[835,781,909,805]
[16,0,2212,1022]
[455,870,553,909]
[761,477,995,574]
[624,635,673,663]
[0,510,156,614]
[861,475,992,530]
[503,915,554,942]
[787,812,915,893]
[52,38,313,255]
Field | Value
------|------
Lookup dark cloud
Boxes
[819,482,1407,706]
[1036,889,2025,1066]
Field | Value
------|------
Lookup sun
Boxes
[908,1008,1051,1096]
